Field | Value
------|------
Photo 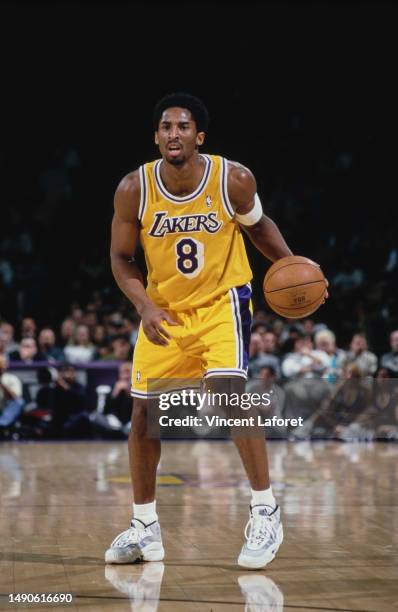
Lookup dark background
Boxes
[1,1,396,352]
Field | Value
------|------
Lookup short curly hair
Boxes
[153,92,209,133]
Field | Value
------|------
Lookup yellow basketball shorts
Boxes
[131,283,252,399]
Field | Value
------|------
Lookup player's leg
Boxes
[203,375,283,569]
[129,399,160,504]
[232,423,283,568]
[106,318,199,564]
[105,397,164,564]
[233,431,270,491]
[200,285,283,568]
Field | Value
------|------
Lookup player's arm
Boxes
[110,171,177,346]
[227,162,292,262]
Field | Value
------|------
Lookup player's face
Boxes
[155,107,205,165]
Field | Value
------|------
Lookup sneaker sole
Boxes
[105,547,143,564]
[237,525,283,570]
[142,543,165,562]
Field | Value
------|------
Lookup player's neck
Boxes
[160,151,205,197]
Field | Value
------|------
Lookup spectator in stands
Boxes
[328,363,373,440]
[302,318,314,336]
[90,362,132,438]
[64,324,95,363]
[0,330,6,355]
[332,258,364,293]
[251,323,268,338]
[365,368,398,439]
[246,365,286,438]
[38,328,65,362]
[302,318,328,336]
[248,333,264,375]
[93,324,107,346]
[279,323,303,351]
[314,329,346,383]
[21,367,55,437]
[59,317,76,348]
[347,367,398,440]
[252,310,272,326]
[9,337,44,363]
[271,319,285,344]
[71,306,84,325]
[0,354,25,437]
[293,362,369,440]
[95,339,112,359]
[51,363,89,437]
[282,335,331,424]
[282,335,330,380]
[0,322,19,356]
[249,333,263,358]
[380,330,398,376]
[248,332,281,379]
[108,334,133,361]
[83,308,98,332]
[106,312,128,337]
[20,317,37,339]
[343,333,378,378]
[124,314,140,346]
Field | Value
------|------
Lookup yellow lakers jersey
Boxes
[138,154,253,311]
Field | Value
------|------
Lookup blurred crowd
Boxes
[1,298,397,442]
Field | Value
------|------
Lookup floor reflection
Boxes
[105,562,164,611]
[105,561,285,611]
[238,574,284,611]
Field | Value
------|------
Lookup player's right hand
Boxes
[141,305,178,346]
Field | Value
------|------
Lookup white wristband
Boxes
[235,193,263,226]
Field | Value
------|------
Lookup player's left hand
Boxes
[323,278,329,302]
[314,262,329,302]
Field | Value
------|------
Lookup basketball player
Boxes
[106,93,295,569]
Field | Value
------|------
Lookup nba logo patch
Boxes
[136,371,141,383]
[205,195,212,207]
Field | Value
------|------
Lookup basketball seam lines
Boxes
[265,279,325,293]
[264,262,323,286]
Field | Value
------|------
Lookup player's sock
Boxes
[133,501,158,526]
[251,486,276,510]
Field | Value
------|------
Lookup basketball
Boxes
[263,255,327,319]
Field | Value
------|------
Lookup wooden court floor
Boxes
[0,439,397,611]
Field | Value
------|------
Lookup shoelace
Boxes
[245,512,275,547]
[111,525,142,548]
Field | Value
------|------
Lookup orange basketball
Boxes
[263,255,327,319]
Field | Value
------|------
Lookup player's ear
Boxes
[196,132,205,146]
[154,132,159,145]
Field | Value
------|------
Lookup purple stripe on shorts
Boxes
[236,284,252,371]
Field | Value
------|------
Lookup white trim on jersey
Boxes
[154,154,212,204]
[220,157,234,218]
[138,165,148,222]
[204,368,248,379]
[130,388,161,399]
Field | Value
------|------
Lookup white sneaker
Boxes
[105,519,165,564]
[238,574,284,611]
[238,505,283,569]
